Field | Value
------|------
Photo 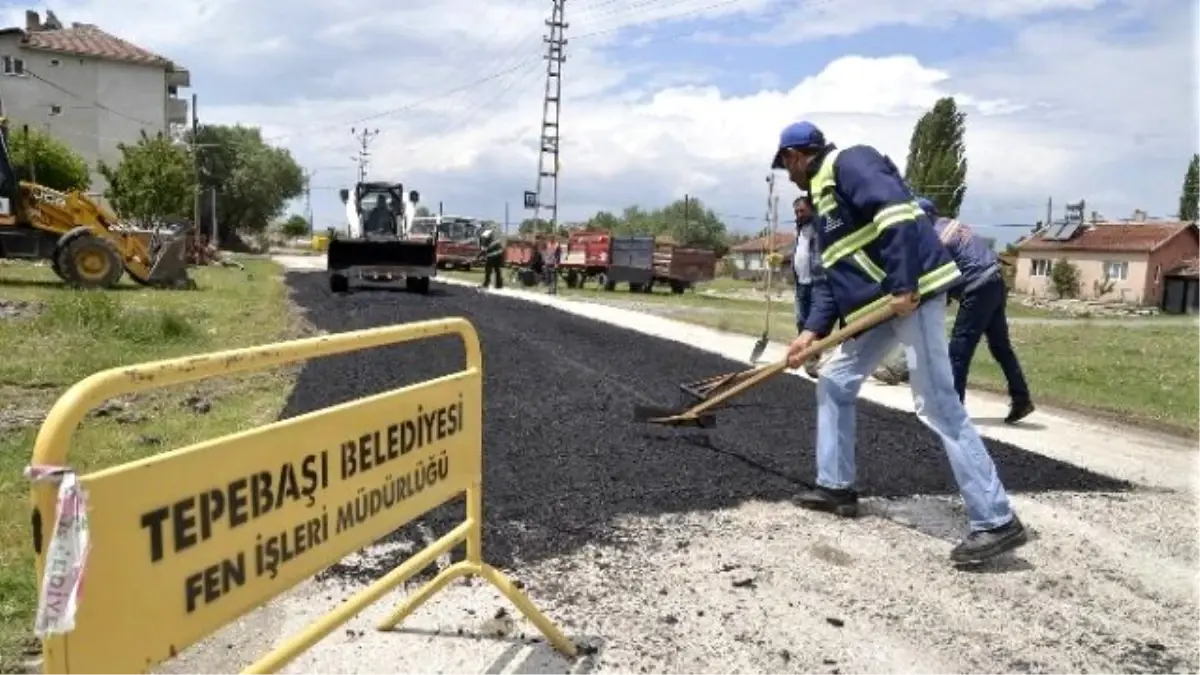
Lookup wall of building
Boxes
[0,35,172,192]
[1145,229,1200,306]
[1015,250,1151,303]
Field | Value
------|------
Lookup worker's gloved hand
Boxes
[787,330,818,368]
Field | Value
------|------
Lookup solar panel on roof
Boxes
[1058,223,1083,241]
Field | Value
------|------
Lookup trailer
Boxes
[561,231,717,293]
[412,215,483,270]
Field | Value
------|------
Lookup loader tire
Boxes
[406,276,430,294]
[330,273,350,294]
[57,234,124,289]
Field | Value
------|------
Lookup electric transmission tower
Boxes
[350,127,380,183]
[529,0,567,235]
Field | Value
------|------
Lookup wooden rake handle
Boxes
[686,304,899,417]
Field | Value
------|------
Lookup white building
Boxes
[0,9,189,191]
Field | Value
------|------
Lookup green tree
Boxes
[586,210,622,232]
[904,96,968,217]
[1179,153,1199,221]
[96,132,194,226]
[518,217,552,234]
[1050,257,1081,298]
[279,214,310,237]
[414,205,434,218]
[189,124,304,244]
[6,124,90,191]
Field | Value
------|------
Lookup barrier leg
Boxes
[376,561,477,630]
[478,563,577,658]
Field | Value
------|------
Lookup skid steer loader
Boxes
[0,118,193,290]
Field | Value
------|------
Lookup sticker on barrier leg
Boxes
[26,465,90,637]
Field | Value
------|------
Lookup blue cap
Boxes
[917,197,938,218]
[771,121,827,169]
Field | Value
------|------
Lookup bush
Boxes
[1050,258,1081,298]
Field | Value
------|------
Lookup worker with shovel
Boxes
[478,228,505,290]
[771,121,1028,565]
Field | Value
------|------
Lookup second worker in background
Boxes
[479,227,505,289]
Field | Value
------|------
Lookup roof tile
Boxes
[730,232,796,253]
[22,24,172,67]
[1018,222,1194,253]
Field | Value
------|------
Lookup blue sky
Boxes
[2,0,1196,246]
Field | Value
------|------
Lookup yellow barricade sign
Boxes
[28,318,576,674]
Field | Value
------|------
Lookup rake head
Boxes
[631,405,718,429]
[678,370,747,402]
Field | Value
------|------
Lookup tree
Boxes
[518,217,552,234]
[1050,258,1081,298]
[6,125,89,191]
[96,132,194,226]
[189,124,304,244]
[279,214,310,238]
[1179,154,1199,222]
[905,97,968,218]
[414,206,434,218]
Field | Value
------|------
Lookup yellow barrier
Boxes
[311,235,329,252]
[28,318,575,674]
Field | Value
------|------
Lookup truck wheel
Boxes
[566,270,580,288]
[643,281,655,294]
[57,234,124,289]
[629,283,643,293]
[406,276,430,294]
[330,274,350,294]
[669,281,687,294]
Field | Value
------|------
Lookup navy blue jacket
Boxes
[933,217,1001,297]
[803,145,961,336]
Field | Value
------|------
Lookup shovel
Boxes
[633,304,897,428]
[748,283,773,363]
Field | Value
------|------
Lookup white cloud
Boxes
[5,0,1196,234]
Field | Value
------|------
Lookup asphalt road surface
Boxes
[280,273,1129,573]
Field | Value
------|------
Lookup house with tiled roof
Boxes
[726,232,796,281]
[1013,218,1199,309]
[0,10,190,190]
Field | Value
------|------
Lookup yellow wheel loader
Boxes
[0,119,194,290]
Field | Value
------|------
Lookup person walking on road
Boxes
[479,228,505,289]
[771,120,1028,565]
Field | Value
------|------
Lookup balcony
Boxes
[166,97,188,125]
[167,67,190,88]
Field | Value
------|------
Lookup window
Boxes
[49,104,61,116]
[2,56,25,75]
[1030,258,1052,277]
[1104,261,1128,281]
[49,58,60,67]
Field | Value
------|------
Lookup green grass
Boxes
[0,259,301,672]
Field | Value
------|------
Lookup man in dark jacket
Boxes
[772,121,1028,565]
[479,228,504,289]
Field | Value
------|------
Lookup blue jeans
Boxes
[950,277,1030,405]
[815,297,1014,532]
[794,282,813,333]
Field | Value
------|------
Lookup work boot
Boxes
[1005,401,1036,424]
[949,516,1029,565]
[794,485,859,518]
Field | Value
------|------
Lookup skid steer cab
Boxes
[328,182,438,295]
[0,118,194,290]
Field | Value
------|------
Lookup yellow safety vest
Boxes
[810,148,960,323]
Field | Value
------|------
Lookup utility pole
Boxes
[190,93,201,243]
[303,169,315,235]
[683,194,690,244]
[1045,196,1052,229]
[530,0,567,236]
[504,201,510,238]
[350,127,379,183]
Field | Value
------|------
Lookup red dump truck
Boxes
[559,231,716,293]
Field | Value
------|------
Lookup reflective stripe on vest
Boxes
[810,148,924,269]
[843,261,961,324]
[487,240,504,256]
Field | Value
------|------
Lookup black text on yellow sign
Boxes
[134,395,468,613]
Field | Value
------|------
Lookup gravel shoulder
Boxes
[162,260,1198,675]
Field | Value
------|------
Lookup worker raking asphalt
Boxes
[281,272,1131,580]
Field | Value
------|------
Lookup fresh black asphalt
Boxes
[279,273,1132,580]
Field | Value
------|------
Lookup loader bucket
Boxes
[326,238,438,272]
[137,233,196,289]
